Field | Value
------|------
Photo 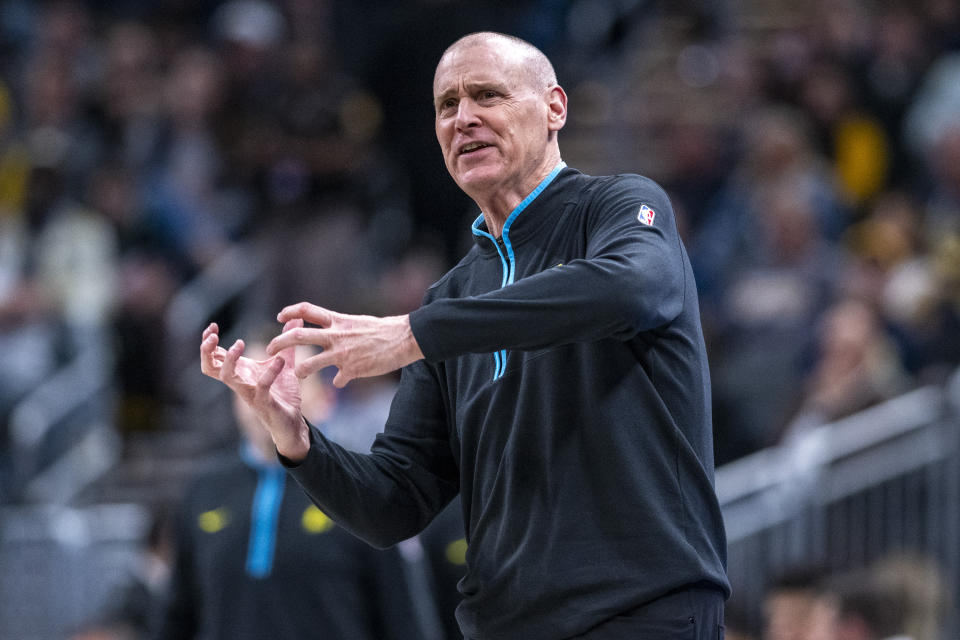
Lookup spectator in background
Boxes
[797,57,891,207]
[879,226,960,383]
[710,179,845,460]
[858,5,932,189]
[144,45,239,272]
[833,577,910,640]
[831,553,953,640]
[86,164,181,433]
[156,334,424,640]
[0,159,118,417]
[68,505,174,640]
[839,189,958,384]
[843,190,924,311]
[780,296,909,441]
[867,554,953,640]
[95,20,165,186]
[762,567,839,640]
[920,125,960,245]
[763,555,953,640]
[902,52,960,167]
[20,1,104,196]
[691,105,847,321]
[211,0,287,113]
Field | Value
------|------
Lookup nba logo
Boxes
[637,205,656,226]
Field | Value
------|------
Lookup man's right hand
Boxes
[200,321,311,462]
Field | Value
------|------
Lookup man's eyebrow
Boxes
[465,79,506,92]
[434,79,511,111]
[436,79,506,98]
[434,88,457,104]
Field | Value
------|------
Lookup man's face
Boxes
[433,41,553,201]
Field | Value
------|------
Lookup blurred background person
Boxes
[154,333,425,640]
[779,296,910,442]
[67,505,174,640]
[762,567,839,640]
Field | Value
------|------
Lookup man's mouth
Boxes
[459,142,492,155]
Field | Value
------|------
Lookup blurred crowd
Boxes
[0,0,957,468]
[0,0,959,637]
[734,554,953,640]
[667,0,960,463]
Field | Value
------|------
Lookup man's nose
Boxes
[455,99,481,129]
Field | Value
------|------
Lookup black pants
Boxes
[568,586,725,639]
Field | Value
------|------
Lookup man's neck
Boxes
[474,152,563,238]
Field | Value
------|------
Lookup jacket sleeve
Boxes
[283,360,459,549]
[409,174,688,362]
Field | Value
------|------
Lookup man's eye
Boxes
[441,98,457,110]
[480,91,498,100]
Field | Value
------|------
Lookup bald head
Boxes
[435,32,557,93]
[432,31,567,219]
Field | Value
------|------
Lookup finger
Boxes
[200,330,218,354]
[200,332,221,376]
[274,319,303,362]
[220,339,245,382]
[332,370,351,388]
[254,356,286,404]
[277,302,333,326]
[202,322,219,341]
[266,325,331,356]
[204,345,231,368]
[294,352,335,379]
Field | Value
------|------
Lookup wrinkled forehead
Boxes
[433,40,531,96]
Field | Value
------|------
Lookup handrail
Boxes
[9,338,111,450]
[716,384,947,506]
[162,241,267,414]
[8,335,115,500]
[164,241,266,345]
[716,369,960,543]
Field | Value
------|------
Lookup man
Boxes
[201,32,730,639]
[162,339,422,640]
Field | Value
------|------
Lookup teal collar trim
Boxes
[469,161,566,380]
[470,161,567,247]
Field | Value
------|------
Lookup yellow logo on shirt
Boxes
[445,538,468,565]
[198,507,230,533]
[302,505,335,533]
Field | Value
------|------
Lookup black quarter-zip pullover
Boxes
[285,166,730,640]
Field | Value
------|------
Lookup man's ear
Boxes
[546,86,567,132]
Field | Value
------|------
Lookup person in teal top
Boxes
[159,340,423,640]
